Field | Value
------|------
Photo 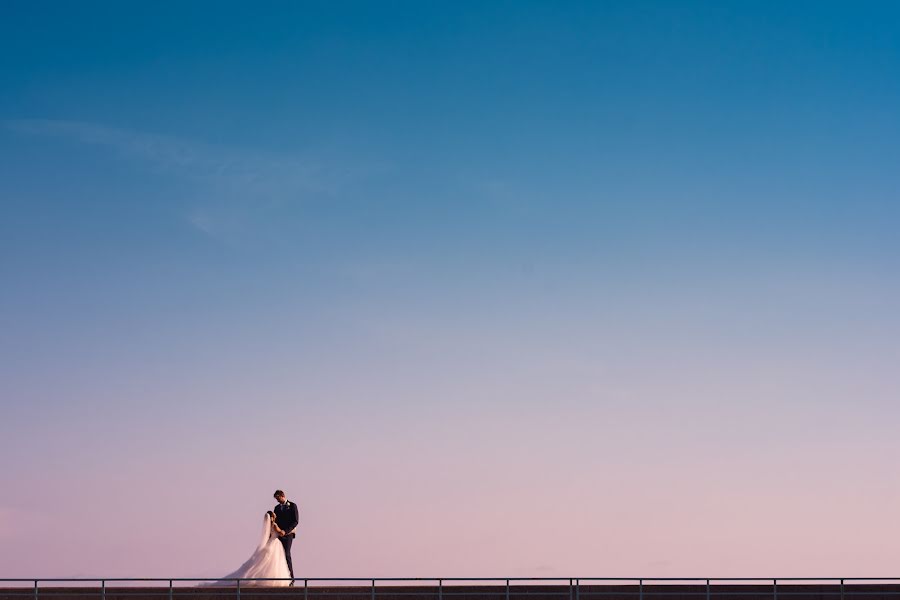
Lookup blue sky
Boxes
[2,0,900,578]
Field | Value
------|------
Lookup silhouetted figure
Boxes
[273,489,299,584]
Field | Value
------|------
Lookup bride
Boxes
[206,511,292,587]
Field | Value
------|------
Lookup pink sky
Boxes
[3,358,899,578]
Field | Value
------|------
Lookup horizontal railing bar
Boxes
[9,579,900,581]
[7,578,900,582]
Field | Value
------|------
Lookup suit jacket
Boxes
[274,501,299,537]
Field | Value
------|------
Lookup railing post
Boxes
[236,579,241,600]
[305,579,309,600]
[102,579,106,600]
[371,579,376,600]
[840,580,844,600]
[576,579,580,600]
[506,580,510,600]
[639,579,643,600]
[439,580,443,600]
[33,580,38,600]
[168,579,173,600]
[706,579,710,600]
[773,579,777,600]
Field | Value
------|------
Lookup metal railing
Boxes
[3,577,900,600]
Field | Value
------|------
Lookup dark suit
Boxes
[274,501,299,579]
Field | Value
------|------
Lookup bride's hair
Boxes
[266,510,276,518]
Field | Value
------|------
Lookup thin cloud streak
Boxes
[5,118,348,236]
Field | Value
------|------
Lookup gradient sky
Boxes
[2,0,900,579]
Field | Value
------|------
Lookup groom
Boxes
[273,489,299,583]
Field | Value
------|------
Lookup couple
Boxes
[211,490,299,587]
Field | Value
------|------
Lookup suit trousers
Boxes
[278,535,294,580]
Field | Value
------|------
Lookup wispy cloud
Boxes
[5,118,353,236]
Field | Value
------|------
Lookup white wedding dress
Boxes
[207,515,292,587]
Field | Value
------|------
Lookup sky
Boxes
[2,0,900,580]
